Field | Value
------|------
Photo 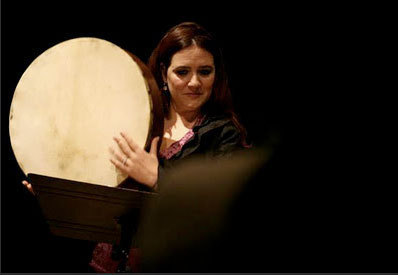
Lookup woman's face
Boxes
[164,45,215,114]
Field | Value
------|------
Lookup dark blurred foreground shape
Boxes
[136,146,396,272]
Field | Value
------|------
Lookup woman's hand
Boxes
[22,180,35,195]
[110,132,160,189]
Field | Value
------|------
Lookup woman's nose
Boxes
[188,74,201,88]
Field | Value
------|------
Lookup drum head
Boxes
[9,37,158,187]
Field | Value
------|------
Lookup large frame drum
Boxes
[9,37,163,187]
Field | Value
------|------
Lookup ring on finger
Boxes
[122,156,129,166]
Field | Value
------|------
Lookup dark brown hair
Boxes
[148,22,248,146]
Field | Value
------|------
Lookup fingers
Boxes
[150,136,160,156]
[120,132,140,152]
[109,147,128,164]
[110,158,128,174]
[113,132,142,157]
[22,180,35,195]
[113,136,133,158]
[111,133,138,173]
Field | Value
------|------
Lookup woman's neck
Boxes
[161,105,202,151]
[167,104,201,129]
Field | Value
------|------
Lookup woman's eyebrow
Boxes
[199,65,214,69]
[172,65,214,70]
[173,66,190,70]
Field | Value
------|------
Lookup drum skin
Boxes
[9,37,163,187]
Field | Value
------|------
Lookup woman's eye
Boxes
[176,70,188,76]
[199,69,212,76]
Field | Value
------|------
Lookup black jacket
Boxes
[158,115,245,185]
[121,115,245,192]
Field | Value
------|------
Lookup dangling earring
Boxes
[162,82,168,92]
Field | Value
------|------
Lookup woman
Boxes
[108,21,248,192]
[90,22,249,273]
[24,22,249,272]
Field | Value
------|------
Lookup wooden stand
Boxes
[28,173,157,244]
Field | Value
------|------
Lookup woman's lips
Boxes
[185,93,202,97]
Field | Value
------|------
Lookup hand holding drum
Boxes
[22,180,34,195]
[110,133,160,189]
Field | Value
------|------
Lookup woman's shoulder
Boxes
[195,114,244,154]
[195,114,237,134]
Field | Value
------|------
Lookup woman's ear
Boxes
[160,63,167,83]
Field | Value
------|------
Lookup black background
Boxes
[1,1,394,273]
